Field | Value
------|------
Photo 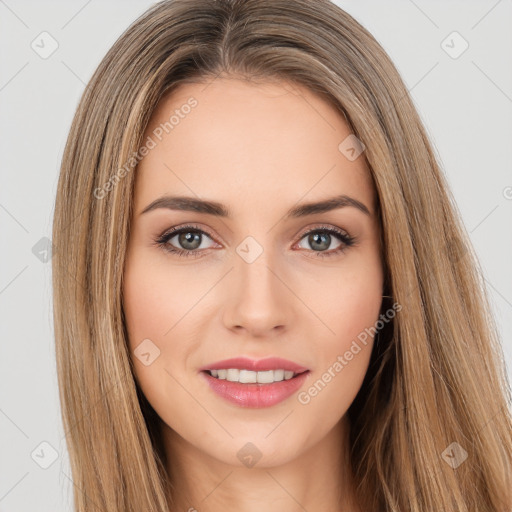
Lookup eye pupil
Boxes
[309,232,330,251]
[179,231,201,250]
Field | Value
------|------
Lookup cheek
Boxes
[301,258,383,404]
[122,254,202,419]
[122,254,193,405]
[316,257,384,346]
[122,254,207,352]
[335,278,383,345]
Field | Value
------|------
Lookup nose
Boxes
[222,247,295,337]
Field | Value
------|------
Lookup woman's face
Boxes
[123,77,384,468]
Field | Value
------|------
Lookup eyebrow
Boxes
[140,194,371,218]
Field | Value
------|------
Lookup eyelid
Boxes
[155,222,356,257]
[158,222,351,243]
[292,223,356,254]
[158,223,220,246]
[293,223,351,240]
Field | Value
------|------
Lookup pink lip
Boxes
[199,357,309,373]
[200,370,310,408]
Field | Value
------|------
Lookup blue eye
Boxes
[154,224,216,258]
[296,227,356,257]
[154,224,356,259]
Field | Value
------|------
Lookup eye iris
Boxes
[309,232,330,251]
[178,231,201,250]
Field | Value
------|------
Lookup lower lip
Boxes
[200,370,310,408]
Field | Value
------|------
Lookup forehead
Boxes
[134,77,375,216]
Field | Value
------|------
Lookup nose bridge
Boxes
[236,238,283,305]
[223,236,293,333]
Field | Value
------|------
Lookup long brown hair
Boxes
[52,0,512,510]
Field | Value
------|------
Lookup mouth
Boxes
[199,357,311,408]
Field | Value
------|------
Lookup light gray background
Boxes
[1,1,511,510]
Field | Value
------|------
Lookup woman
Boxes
[52,0,512,510]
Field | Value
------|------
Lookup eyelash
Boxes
[153,223,357,259]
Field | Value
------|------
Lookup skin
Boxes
[122,76,384,512]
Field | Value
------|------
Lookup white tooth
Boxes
[211,368,295,383]
[257,370,275,384]
[226,368,240,382]
[239,369,257,383]
[273,369,285,382]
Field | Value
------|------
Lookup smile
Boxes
[200,369,310,408]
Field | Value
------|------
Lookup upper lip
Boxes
[200,357,309,373]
